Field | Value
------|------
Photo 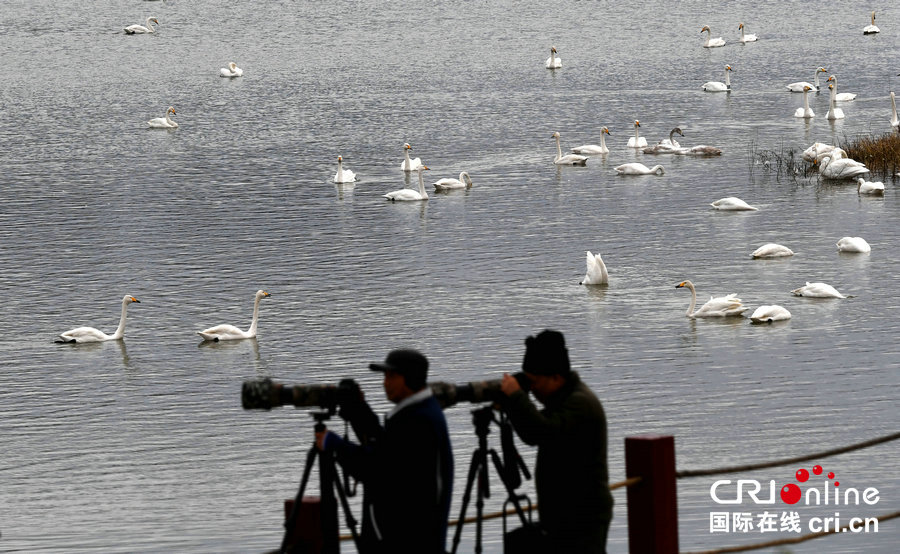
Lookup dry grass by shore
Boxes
[842,132,900,178]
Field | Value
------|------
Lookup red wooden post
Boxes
[625,435,678,554]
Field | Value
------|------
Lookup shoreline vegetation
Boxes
[750,132,900,182]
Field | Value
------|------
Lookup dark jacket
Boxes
[327,391,453,554]
[503,371,613,550]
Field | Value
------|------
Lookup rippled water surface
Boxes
[1,1,899,552]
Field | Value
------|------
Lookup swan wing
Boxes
[571,144,608,155]
[198,324,249,341]
[701,81,728,92]
[791,282,844,298]
[581,251,608,285]
[694,294,746,317]
[787,81,817,92]
[751,243,793,258]
[554,154,587,166]
[837,237,871,253]
[383,189,424,201]
[750,305,791,323]
[59,326,110,343]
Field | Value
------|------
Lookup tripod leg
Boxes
[450,449,483,554]
[331,464,361,550]
[280,445,320,553]
[488,449,529,527]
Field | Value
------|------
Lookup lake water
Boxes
[1,1,898,552]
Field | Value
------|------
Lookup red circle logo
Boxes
[781,484,802,504]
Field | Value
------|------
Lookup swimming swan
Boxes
[433,171,473,191]
[857,177,885,195]
[863,11,879,34]
[825,84,845,120]
[891,91,899,128]
[220,62,243,77]
[148,106,178,128]
[787,67,827,92]
[58,295,141,343]
[571,127,611,155]
[626,120,647,148]
[738,23,758,43]
[836,236,871,253]
[676,280,747,318]
[700,26,726,48]
[546,46,561,69]
[794,86,815,118]
[825,75,855,101]
[197,290,271,341]
[552,132,587,165]
[580,251,608,285]
[791,282,845,298]
[384,165,430,201]
[751,243,794,258]
[614,163,664,175]
[750,305,791,323]
[333,155,357,183]
[817,154,869,179]
[676,145,723,156]
[400,143,423,172]
[711,197,758,211]
[702,65,732,92]
[643,128,685,154]
[125,17,159,34]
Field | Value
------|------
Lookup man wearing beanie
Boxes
[500,329,613,553]
[316,349,453,553]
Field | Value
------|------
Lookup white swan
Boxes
[794,86,815,118]
[58,295,141,343]
[545,46,561,69]
[614,163,664,175]
[750,305,791,323]
[626,120,647,148]
[198,290,271,341]
[863,11,879,34]
[643,128,685,154]
[802,142,837,162]
[148,106,178,128]
[579,251,608,285]
[333,155,357,183]
[384,165,430,201]
[434,171,473,191]
[702,65,732,92]
[817,154,869,179]
[552,132,587,165]
[787,67,827,92]
[825,75,856,101]
[711,197,758,211]
[791,282,845,298]
[124,16,159,34]
[676,280,747,318]
[700,26,726,48]
[738,23,758,43]
[751,243,794,258]
[220,62,243,78]
[400,143,423,172]
[891,91,899,128]
[836,236,871,253]
[571,127,611,155]
[857,177,885,195]
[825,84,845,120]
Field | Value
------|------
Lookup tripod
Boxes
[280,411,360,554]
[450,406,531,554]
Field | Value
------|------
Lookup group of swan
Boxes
[676,280,794,323]
[863,11,879,34]
[837,236,871,253]
[148,106,178,128]
[197,290,272,341]
[545,46,561,69]
[124,16,159,34]
[552,132,587,165]
[816,150,869,179]
[787,67,827,92]
[58,291,274,343]
[643,128,722,156]
[711,197,757,211]
[384,165,430,201]
[826,75,856,101]
[571,127,611,155]
[702,65,732,92]
[58,295,141,343]
[220,62,243,78]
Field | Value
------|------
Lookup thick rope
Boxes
[681,509,900,554]
[676,431,900,478]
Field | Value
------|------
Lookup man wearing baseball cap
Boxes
[316,348,453,553]
[500,329,613,553]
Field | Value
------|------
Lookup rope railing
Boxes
[681,509,900,554]
[675,430,900,478]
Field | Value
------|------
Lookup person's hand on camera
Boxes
[501,373,522,396]
[337,379,366,421]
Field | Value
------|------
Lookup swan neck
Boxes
[803,90,810,110]
[686,282,697,317]
[248,296,262,335]
[555,135,562,160]
[404,149,411,168]
[891,92,897,119]
[112,298,129,339]
[146,17,155,32]
[634,126,640,141]
[725,70,731,86]
[417,169,427,197]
